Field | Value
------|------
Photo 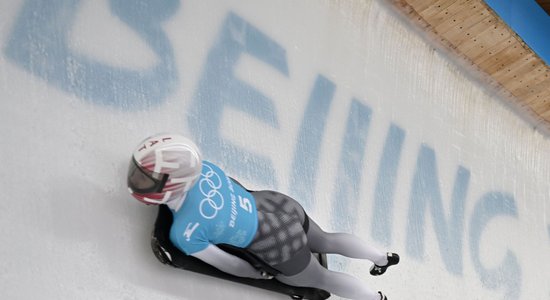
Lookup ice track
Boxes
[1,1,549,299]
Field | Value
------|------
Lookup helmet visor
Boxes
[127,158,168,194]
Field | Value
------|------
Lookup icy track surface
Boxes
[1,1,549,299]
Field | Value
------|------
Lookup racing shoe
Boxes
[378,291,388,300]
[370,252,399,276]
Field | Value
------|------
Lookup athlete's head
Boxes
[127,133,202,205]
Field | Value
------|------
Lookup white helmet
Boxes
[127,133,202,205]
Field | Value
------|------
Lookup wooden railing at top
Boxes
[389,0,550,132]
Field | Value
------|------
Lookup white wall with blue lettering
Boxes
[1,1,549,299]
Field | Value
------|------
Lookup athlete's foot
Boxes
[370,252,399,276]
[378,291,388,300]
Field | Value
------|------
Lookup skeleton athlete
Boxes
[127,133,399,300]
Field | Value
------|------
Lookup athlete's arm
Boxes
[192,244,265,279]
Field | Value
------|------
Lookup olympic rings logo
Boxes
[199,164,224,219]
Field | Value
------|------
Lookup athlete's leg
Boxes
[276,253,381,300]
[306,218,388,266]
[253,190,389,265]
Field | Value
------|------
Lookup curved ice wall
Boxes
[1,1,549,300]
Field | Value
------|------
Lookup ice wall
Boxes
[1,1,549,300]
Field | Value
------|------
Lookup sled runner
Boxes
[151,204,331,300]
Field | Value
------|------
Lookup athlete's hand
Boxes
[252,270,274,280]
[260,271,274,280]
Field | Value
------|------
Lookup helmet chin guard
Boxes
[128,133,202,205]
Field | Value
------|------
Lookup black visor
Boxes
[128,158,168,194]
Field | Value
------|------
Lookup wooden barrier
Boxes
[388,0,550,132]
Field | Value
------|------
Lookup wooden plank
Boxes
[513,79,550,101]
[515,88,548,103]
[512,67,550,92]
[422,0,473,27]
[522,87,550,107]
[508,77,549,98]
[415,0,458,19]
[505,63,550,92]
[406,0,440,12]
[477,40,526,74]
[453,17,497,53]
[407,0,438,9]
[474,36,522,68]
[467,23,512,62]
[439,18,493,50]
[540,105,550,117]
[496,56,540,87]
[445,22,486,47]
[434,4,488,35]
[462,27,511,61]
[540,104,550,120]
[390,0,414,11]
[393,0,550,131]
[532,97,550,111]
[525,84,550,103]
[492,53,537,83]
[531,96,550,114]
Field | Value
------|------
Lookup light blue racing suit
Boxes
[169,161,258,255]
